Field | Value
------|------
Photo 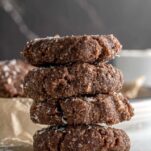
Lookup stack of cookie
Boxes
[22,35,134,151]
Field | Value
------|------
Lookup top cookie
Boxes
[22,34,122,66]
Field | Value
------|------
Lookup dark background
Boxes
[0,0,151,59]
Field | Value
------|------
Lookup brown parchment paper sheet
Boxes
[0,98,45,150]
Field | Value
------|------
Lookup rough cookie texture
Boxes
[24,63,123,100]
[33,125,130,151]
[22,35,122,66]
[0,60,32,97]
[30,93,134,126]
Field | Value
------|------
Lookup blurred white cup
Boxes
[114,49,151,87]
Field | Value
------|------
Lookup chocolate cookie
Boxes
[24,63,123,100]
[30,93,134,126]
[22,34,122,66]
[0,60,32,97]
[33,125,130,151]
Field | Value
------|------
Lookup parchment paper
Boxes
[0,98,45,150]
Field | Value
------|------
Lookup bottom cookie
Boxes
[33,125,130,151]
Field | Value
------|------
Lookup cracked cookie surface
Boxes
[33,125,130,151]
[24,63,123,100]
[30,93,134,126]
[22,34,122,66]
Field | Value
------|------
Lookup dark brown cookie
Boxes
[0,60,32,97]
[30,93,134,126]
[24,63,123,100]
[33,125,130,151]
[22,35,122,66]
